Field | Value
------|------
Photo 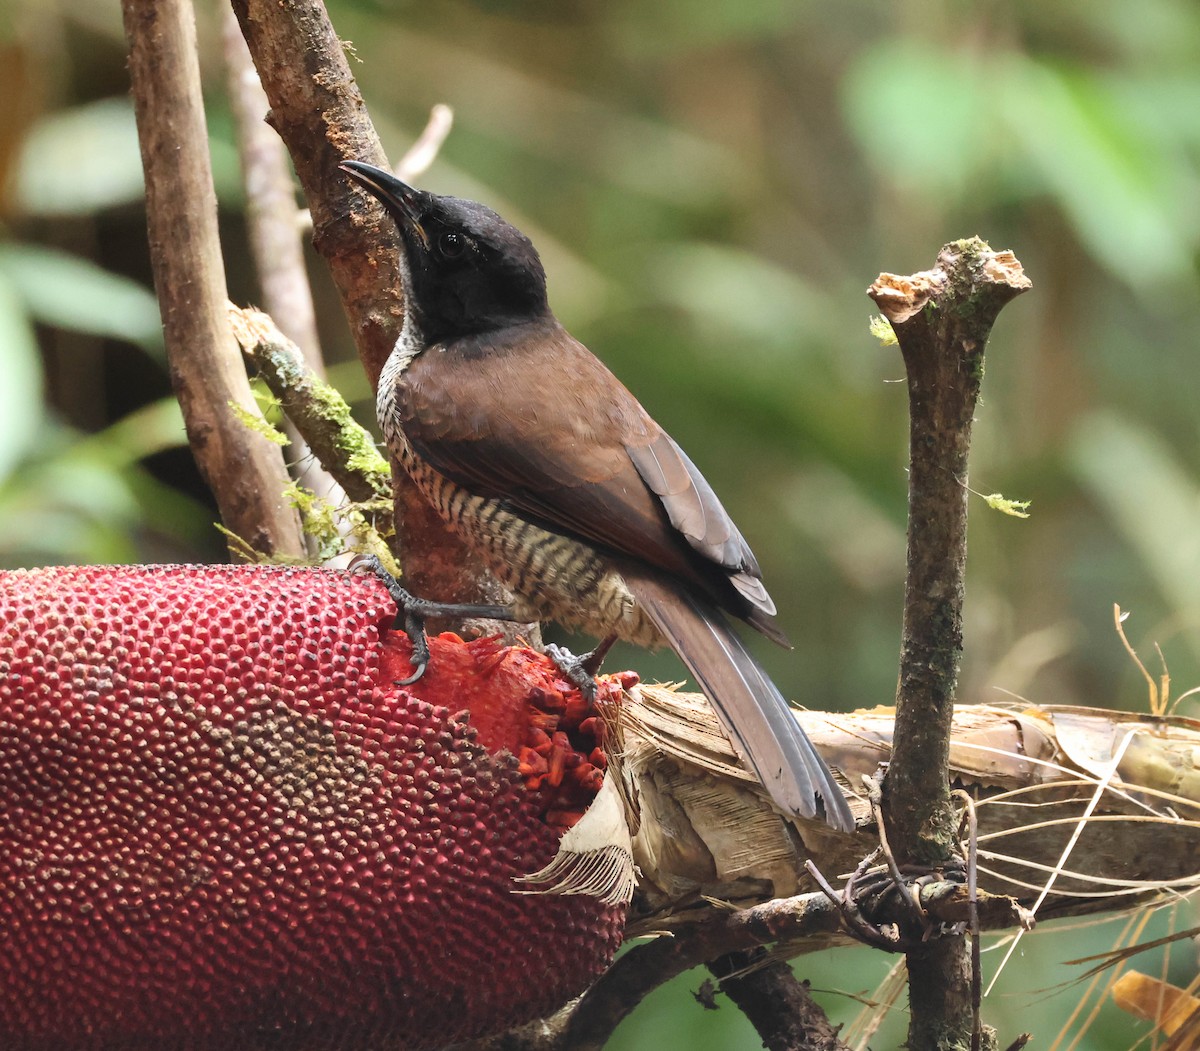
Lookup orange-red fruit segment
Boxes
[0,564,626,1051]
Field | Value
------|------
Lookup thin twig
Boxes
[220,7,324,377]
[397,104,455,182]
[953,790,983,1051]
[986,729,1138,995]
[1113,604,1168,716]
[867,777,923,921]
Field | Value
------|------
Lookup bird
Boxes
[339,159,853,832]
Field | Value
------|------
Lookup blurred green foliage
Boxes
[2,0,1199,1044]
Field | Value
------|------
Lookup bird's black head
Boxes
[341,160,549,345]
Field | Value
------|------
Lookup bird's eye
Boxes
[438,231,466,258]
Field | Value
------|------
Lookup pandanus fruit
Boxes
[0,564,627,1050]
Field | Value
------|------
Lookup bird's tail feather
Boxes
[625,573,854,832]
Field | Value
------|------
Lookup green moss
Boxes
[227,401,288,446]
[284,482,399,574]
[869,314,898,346]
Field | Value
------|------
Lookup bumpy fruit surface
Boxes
[0,564,625,1050]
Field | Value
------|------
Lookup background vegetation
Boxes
[2,0,1198,1045]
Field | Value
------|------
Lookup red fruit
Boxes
[0,564,625,1050]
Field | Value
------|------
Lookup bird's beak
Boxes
[340,160,430,249]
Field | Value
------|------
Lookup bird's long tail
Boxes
[625,573,854,832]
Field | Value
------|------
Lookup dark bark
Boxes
[709,951,852,1051]
[868,241,1030,1050]
[455,875,1025,1051]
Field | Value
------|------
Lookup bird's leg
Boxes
[543,633,618,702]
[348,554,523,685]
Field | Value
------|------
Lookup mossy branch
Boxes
[228,304,390,505]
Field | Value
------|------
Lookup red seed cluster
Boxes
[376,632,631,833]
[0,564,626,1050]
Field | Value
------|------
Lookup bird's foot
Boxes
[349,554,522,685]
[543,634,618,704]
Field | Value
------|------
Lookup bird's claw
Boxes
[348,553,522,686]
[544,643,599,702]
[347,554,411,619]
[394,662,428,686]
[396,609,431,685]
[349,555,432,684]
[544,634,617,704]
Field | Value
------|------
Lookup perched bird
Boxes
[340,159,853,832]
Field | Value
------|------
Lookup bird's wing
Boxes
[392,321,781,630]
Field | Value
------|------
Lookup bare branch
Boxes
[227,0,393,385]
[122,0,304,559]
[709,950,853,1051]
[867,240,1030,1049]
[220,8,324,377]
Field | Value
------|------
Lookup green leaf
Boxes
[842,40,989,198]
[998,57,1192,287]
[1069,411,1200,658]
[15,97,146,215]
[0,244,163,355]
[0,276,44,485]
